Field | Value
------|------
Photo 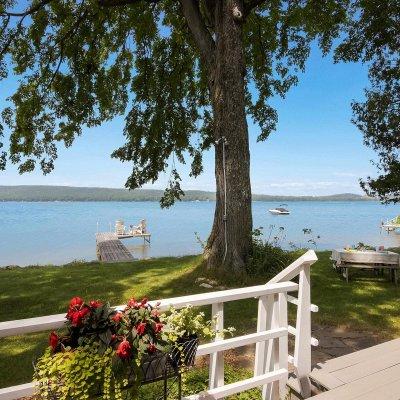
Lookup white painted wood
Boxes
[288,295,319,313]
[254,295,269,377]
[263,295,280,400]
[0,252,317,400]
[0,382,35,400]
[197,328,287,357]
[150,282,298,312]
[0,313,66,338]
[267,250,318,284]
[183,369,288,400]
[209,303,224,390]
[0,282,298,338]
[294,265,312,398]
[278,293,289,395]
[288,325,319,346]
[332,249,399,265]
[254,294,275,400]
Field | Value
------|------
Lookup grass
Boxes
[139,365,261,400]
[1,250,399,389]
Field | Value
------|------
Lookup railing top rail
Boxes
[267,249,318,284]
[0,281,298,338]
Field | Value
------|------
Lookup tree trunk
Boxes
[204,0,252,272]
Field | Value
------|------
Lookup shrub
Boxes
[247,228,303,278]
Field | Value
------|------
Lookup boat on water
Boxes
[381,215,400,233]
[268,204,290,215]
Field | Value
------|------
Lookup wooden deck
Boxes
[96,232,134,262]
[308,338,400,399]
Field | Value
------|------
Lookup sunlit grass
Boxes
[0,250,399,389]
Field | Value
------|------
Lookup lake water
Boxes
[0,201,399,267]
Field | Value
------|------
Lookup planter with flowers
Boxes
[34,296,232,400]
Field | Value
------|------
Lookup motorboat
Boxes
[268,205,290,215]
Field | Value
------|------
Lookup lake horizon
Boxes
[1,200,399,268]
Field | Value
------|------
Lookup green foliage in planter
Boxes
[161,305,235,343]
[34,341,130,400]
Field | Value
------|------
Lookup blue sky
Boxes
[0,43,376,195]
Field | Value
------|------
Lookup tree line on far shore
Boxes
[0,185,372,202]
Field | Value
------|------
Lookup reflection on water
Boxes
[125,243,151,260]
[0,200,399,267]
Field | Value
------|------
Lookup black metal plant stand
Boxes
[140,336,199,400]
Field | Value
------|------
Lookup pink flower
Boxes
[127,298,139,309]
[69,297,84,309]
[112,312,123,323]
[140,297,148,307]
[89,300,102,308]
[155,323,163,333]
[49,331,59,351]
[116,340,131,359]
[136,322,147,336]
[70,307,90,327]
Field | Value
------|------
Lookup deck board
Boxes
[96,232,134,262]
[308,339,400,400]
[311,364,400,400]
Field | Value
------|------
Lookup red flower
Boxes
[70,306,90,327]
[89,300,102,308]
[155,323,163,333]
[127,298,138,308]
[136,322,147,336]
[112,312,123,323]
[140,297,148,307]
[49,331,59,351]
[148,343,157,353]
[69,296,84,309]
[116,340,131,359]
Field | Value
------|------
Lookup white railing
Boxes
[0,250,318,400]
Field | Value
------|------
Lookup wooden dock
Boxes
[96,232,134,262]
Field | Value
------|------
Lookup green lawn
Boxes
[0,251,399,389]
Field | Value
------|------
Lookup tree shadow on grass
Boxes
[0,254,258,388]
[2,251,399,389]
[311,251,400,338]
[0,255,204,388]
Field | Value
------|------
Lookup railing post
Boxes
[209,302,224,390]
[254,295,273,377]
[278,293,288,395]
[294,263,312,398]
[263,293,286,400]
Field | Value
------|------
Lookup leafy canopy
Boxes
[334,0,400,203]
[1,0,347,205]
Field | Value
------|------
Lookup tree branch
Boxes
[98,0,159,7]
[0,0,54,17]
[179,0,215,70]
[244,0,265,17]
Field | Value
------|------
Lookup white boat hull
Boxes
[269,209,290,215]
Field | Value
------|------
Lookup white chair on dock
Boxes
[115,220,125,236]
[130,219,146,235]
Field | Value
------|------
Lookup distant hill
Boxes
[0,185,373,202]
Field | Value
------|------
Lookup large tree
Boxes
[0,0,347,270]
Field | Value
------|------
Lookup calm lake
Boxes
[0,201,399,267]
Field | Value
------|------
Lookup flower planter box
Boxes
[141,336,199,384]
[169,335,199,369]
